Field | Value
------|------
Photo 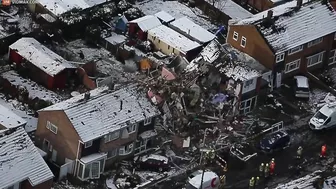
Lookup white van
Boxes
[309,103,336,130]
[186,171,219,189]
[294,76,310,98]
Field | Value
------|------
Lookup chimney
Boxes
[84,92,90,101]
[296,0,303,9]
[267,10,273,19]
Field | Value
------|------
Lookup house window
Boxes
[144,118,152,126]
[288,45,303,55]
[119,143,134,156]
[329,49,336,65]
[239,96,257,115]
[276,53,285,63]
[308,37,323,47]
[85,141,92,148]
[168,45,170,49]
[78,158,106,180]
[42,139,50,152]
[240,36,246,47]
[104,131,120,143]
[285,59,301,73]
[244,79,253,88]
[126,123,137,134]
[46,121,58,134]
[233,31,238,41]
[307,51,324,67]
[107,149,117,159]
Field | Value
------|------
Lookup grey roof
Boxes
[205,0,253,21]
[0,127,54,188]
[9,38,76,76]
[40,85,160,142]
[0,104,27,129]
[169,17,216,44]
[129,15,162,32]
[154,11,175,23]
[233,0,336,53]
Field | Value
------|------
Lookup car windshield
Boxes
[265,132,284,145]
[297,87,309,92]
[314,111,328,122]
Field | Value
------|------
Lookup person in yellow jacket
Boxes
[264,163,270,178]
[249,177,255,189]
[259,163,264,177]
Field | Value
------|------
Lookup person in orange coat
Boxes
[320,144,327,158]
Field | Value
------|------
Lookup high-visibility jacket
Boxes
[249,178,255,186]
[297,147,303,156]
[259,164,264,172]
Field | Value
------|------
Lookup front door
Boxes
[276,72,282,88]
[51,149,57,162]
[91,161,101,179]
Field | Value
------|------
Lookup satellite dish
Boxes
[71,91,80,97]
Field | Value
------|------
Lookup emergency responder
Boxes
[259,163,264,177]
[264,163,270,178]
[297,146,303,159]
[249,177,255,189]
[320,144,327,158]
[270,159,275,175]
[255,176,260,187]
[220,175,226,187]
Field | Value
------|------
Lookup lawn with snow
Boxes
[135,0,216,30]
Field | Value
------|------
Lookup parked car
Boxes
[309,102,336,130]
[293,76,310,99]
[257,131,290,153]
[135,154,170,172]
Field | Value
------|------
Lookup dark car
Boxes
[135,154,170,172]
[258,131,290,153]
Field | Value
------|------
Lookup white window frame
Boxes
[46,121,58,134]
[104,130,120,143]
[107,149,117,159]
[285,59,301,73]
[126,123,137,134]
[244,79,253,88]
[119,143,134,156]
[239,96,257,115]
[276,53,285,63]
[288,45,303,55]
[233,31,238,41]
[307,51,324,67]
[329,49,336,65]
[144,118,152,126]
[85,141,92,148]
[307,37,323,47]
[77,158,106,181]
[240,36,246,48]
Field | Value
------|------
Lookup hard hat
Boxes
[251,177,255,179]
[266,163,269,166]
[256,177,260,179]
[261,163,264,165]
[272,158,275,161]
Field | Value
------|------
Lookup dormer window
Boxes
[241,36,246,48]
[233,31,238,41]
[276,53,285,63]
[288,45,303,55]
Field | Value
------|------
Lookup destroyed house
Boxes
[8,38,76,89]
[147,25,202,61]
[128,15,162,41]
[169,17,216,44]
[196,0,253,25]
[227,0,336,87]
[0,104,27,130]
[191,40,270,115]
[0,127,54,189]
[35,86,160,181]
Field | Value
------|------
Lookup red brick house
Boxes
[234,0,291,12]
[128,15,162,41]
[227,0,336,88]
[35,85,160,180]
[0,127,54,189]
[8,38,76,89]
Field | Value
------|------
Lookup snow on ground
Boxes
[308,88,327,113]
[1,71,62,104]
[135,0,216,30]
[0,94,37,133]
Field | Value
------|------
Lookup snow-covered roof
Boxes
[0,127,54,188]
[275,170,321,189]
[0,104,26,129]
[148,25,201,54]
[129,15,162,32]
[40,85,160,142]
[9,38,76,76]
[105,33,127,45]
[154,11,175,23]
[189,171,218,188]
[36,0,107,16]
[205,0,253,21]
[141,154,168,164]
[169,17,216,44]
[1,71,62,104]
[233,0,336,53]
